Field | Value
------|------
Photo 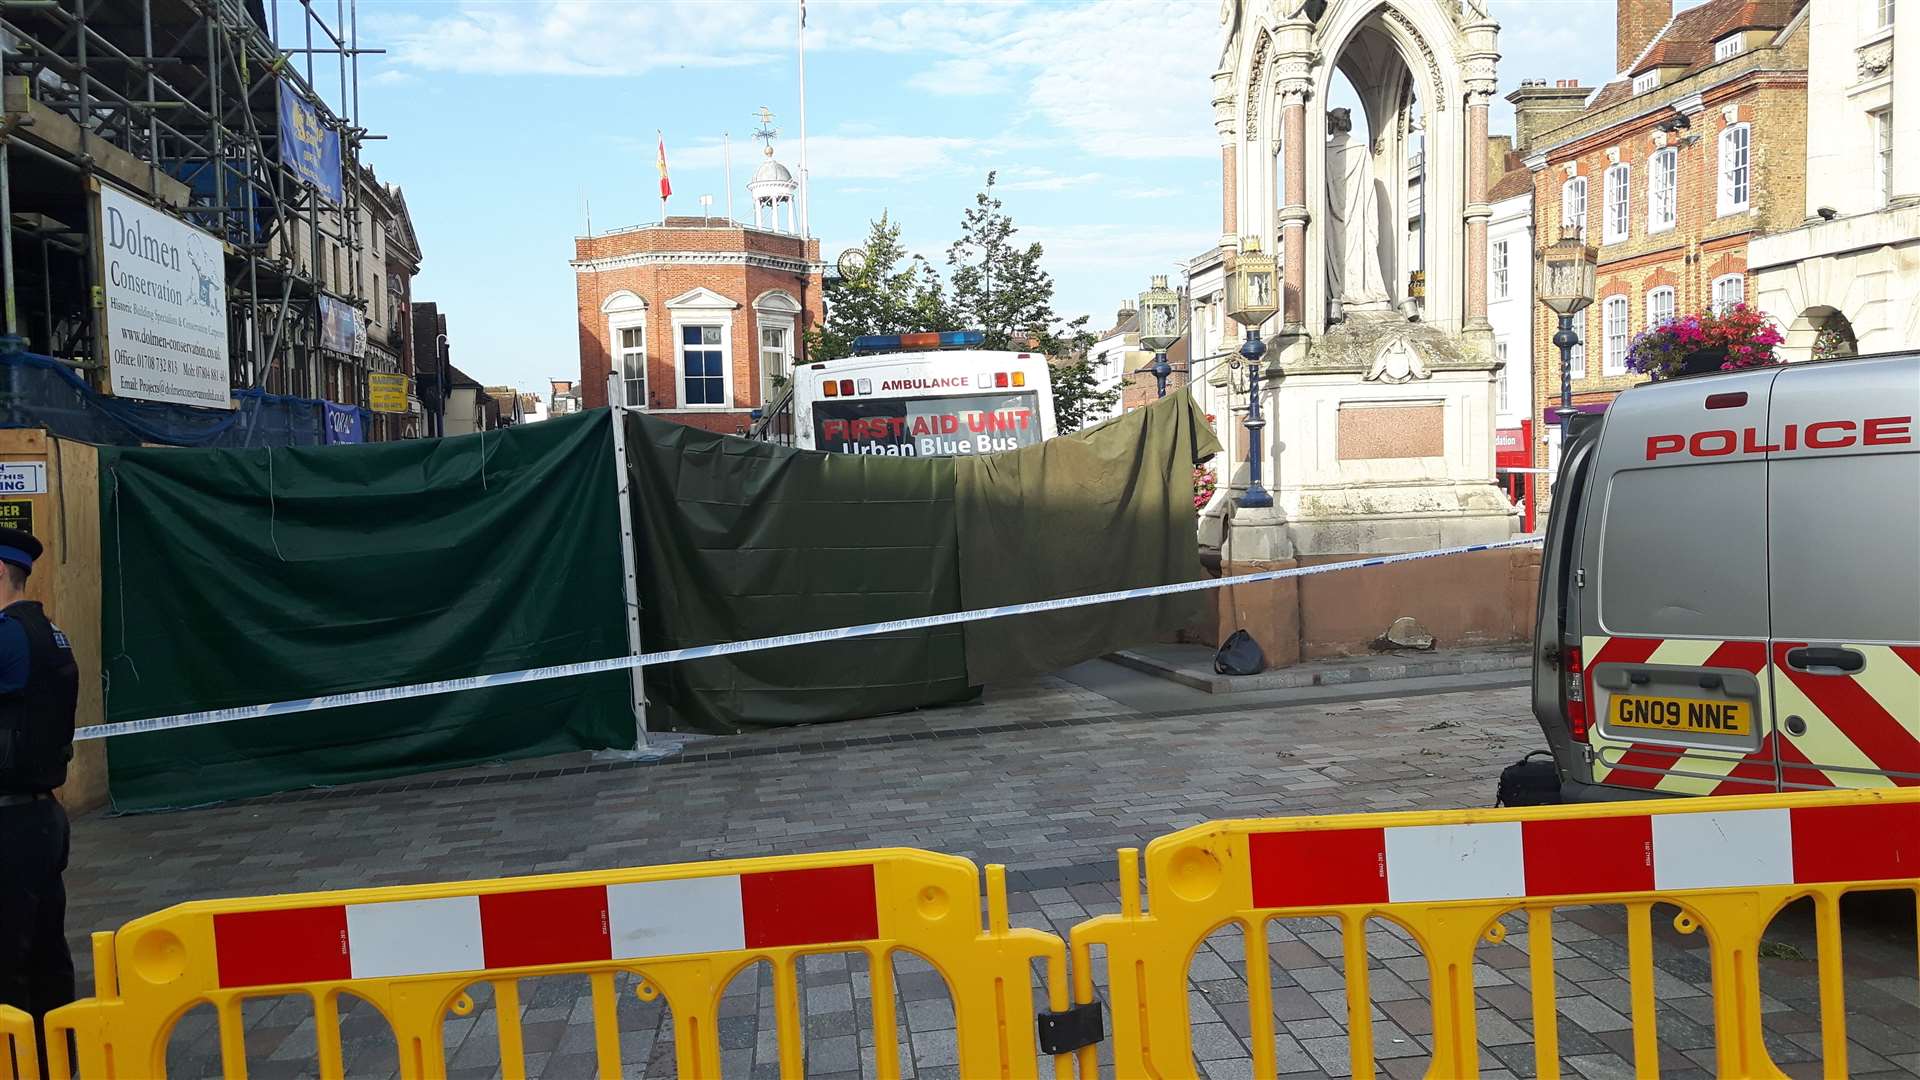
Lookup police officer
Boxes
[0,526,79,1069]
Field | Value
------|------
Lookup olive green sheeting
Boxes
[100,411,633,811]
[623,412,973,733]
[955,390,1221,685]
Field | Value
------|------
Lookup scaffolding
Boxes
[0,0,395,420]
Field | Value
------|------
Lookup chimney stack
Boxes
[1487,134,1514,185]
[1507,79,1591,154]
[1618,0,1674,72]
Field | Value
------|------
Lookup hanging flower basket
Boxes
[1626,304,1784,381]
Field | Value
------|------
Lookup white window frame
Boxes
[1491,239,1510,300]
[601,290,648,409]
[1495,339,1511,411]
[1719,123,1751,216]
[1879,0,1895,30]
[1633,71,1660,94]
[1561,176,1588,237]
[1570,330,1587,379]
[1602,295,1630,376]
[1714,36,1743,61]
[1646,285,1676,328]
[1604,163,1631,244]
[1648,148,1678,233]
[1712,274,1746,314]
[753,289,801,407]
[666,286,739,410]
[1874,109,1895,208]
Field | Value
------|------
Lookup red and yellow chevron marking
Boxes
[1583,635,1920,795]
[1773,643,1920,789]
[1585,635,1774,796]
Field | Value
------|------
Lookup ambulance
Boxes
[1532,352,1920,799]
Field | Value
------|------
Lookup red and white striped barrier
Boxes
[210,865,880,989]
[1250,800,1920,908]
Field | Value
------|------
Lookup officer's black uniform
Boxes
[0,527,80,1062]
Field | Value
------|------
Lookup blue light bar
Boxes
[851,330,987,354]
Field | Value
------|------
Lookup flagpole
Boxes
[658,128,668,222]
[797,0,811,238]
[724,132,735,223]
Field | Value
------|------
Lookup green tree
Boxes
[809,213,951,363]
[945,172,1114,429]
[1046,353,1121,432]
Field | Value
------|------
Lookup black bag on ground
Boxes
[1496,750,1563,807]
[1214,630,1266,676]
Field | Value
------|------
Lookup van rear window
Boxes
[1770,453,1920,642]
[1597,462,1769,637]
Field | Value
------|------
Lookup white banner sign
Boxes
[98,184,232,408]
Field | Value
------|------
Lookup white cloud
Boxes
[373,2,773,76]
[1020,222,1216,271]
[364,68,416,87]
[996,169,1106,192]
[669,133,986,181]
[375,0,1218,161]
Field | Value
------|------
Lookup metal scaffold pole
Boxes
[597,375,675,761]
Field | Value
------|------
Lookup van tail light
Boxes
[1564,645,1590,742]
[995,372,1010,388]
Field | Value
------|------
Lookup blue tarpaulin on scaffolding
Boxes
[0,350,371,447]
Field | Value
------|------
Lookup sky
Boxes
[321,0,1658,397]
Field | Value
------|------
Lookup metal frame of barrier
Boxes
[1071,788,1920,1080]
[44,850,1068,1080]
[1,1005,39,1080]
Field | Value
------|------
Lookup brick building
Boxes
[1522,0,1809,473]
[571,151,823,433]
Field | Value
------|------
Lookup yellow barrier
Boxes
[1071,787,1920,1079]
[43,788,1920,1079]
[1,1004,39,1080]
[45,849,1069,1080]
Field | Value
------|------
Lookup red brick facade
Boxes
[573,218,822,432]
[1527,0,1807,474]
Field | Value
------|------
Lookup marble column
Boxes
[1278,78,1310,330]
[1213,69,1239,244]
[1464,84,1495,329]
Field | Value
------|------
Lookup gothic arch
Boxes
[1298,0,1471,334]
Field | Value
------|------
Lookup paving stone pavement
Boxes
[58,671,1920,1079]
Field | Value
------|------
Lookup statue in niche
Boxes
[1325,107,1390,318]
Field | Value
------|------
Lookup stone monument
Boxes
[1325,107,1390,316]
[1205,0,1517,562]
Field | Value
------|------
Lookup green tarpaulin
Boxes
[100,410,632,811]
[955,391,1221,684]
[624,392,1215,731]
[624,412,972,733]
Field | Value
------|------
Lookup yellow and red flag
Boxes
[656,131,672,201]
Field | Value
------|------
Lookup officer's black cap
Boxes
[0,527,42,574]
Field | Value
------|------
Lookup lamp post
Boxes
[1135,274,1185,398]
[1223,238,1279,509]
[1535,226,1598,424]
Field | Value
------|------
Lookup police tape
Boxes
[76,535,1545,742]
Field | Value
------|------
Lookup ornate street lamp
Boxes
[1223,238,1279,508]
[1135,274,1186,398]
[1536,226,1598,422]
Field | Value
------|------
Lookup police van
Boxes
[1533,352,1919,799]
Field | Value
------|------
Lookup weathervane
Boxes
[753,107,779,156]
